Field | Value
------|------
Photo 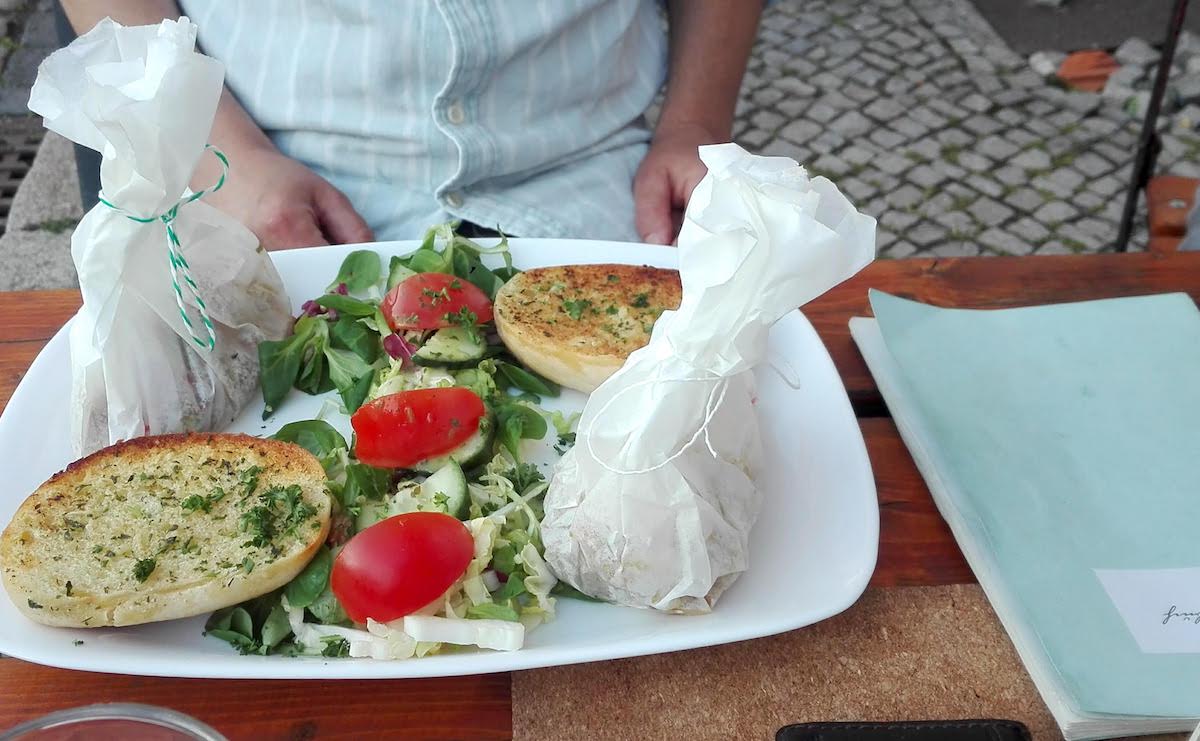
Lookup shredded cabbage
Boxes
[283,596,416,660]
[517,542,558,628]
[282,453,558,661]
[371,360,455,399]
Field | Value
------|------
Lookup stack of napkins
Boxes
[851,291,1200,741]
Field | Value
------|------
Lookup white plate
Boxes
[0,239,878,679]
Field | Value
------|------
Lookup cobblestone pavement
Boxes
[0,0,1190,276]
[737,0,1181,257]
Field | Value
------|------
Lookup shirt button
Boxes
[445,191,464,208]
[446,101,466,125]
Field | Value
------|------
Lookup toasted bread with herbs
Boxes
[0,434,329,628]
[493,264,682,392]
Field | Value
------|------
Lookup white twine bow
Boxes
[580,353,802,476]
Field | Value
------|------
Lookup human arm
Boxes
[60,0,374,249]
[633,0,762,245]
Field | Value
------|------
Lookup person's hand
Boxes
[633,121,720,245]
[203,145,374,251]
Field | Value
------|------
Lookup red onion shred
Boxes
[300,299,326,317]
[383,333,417,363]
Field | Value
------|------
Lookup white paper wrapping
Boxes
[542,143,876,612]
[29,17,291,456]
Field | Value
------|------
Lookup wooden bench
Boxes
[1146,175,1198,253]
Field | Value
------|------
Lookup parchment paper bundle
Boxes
[542,143,876,612]
[29,18,290,456]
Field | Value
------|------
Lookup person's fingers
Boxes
[668,167,707,244]
[634,164,675,245]
[314,181,375,245]
[259,204,329,251]
[681,166,706,206]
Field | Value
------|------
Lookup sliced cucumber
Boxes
[413,327,486,368]
[419,462,469,519]
[412,415,494,473]
[387,257,417,290]
[355,498,392,532]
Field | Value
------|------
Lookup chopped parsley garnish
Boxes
[422,286,452,305]
[241,485,317,550]
[445,306,478,330]
[238,466,262,498]
[321,636,351,657]
[63,517,84,540]
[240,506,276,548]
[504,462,545,493]
[182,487,227,514]
[449,279,463,289]
[554,432,577,456]
[632,292,650,308]
[241,557,255,574]
[605,304,618,315]
[607,274,619,282]
[27,599,43,609]
[133,558,157,583]
[562,298,592,320]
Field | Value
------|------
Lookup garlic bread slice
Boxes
[494,264,682,393]
[1,433,329,628]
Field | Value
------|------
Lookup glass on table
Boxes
[0,704,225,741]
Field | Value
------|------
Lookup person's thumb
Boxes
[634,167,674,245]
[314,180,375,245]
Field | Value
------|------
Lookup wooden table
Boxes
[1,252,1197,739]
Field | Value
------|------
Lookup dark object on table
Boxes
[1116,0,1190,252]
[777,719,1032,741]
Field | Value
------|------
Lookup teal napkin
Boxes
[868,290,1200,718]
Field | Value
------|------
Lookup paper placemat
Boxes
[513,585,1188,741]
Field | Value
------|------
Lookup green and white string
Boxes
[99,145,229,352]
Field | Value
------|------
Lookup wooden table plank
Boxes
[12,252,1200,408]
[0,664,511,740]
[0,290,78,343]
[0,341,42,411]
[806,251,1200,408]
[7,251,1193,738]
[864,417,973,587]
[0,417,962,739]
[0,295,514,739]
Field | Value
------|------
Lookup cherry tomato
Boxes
[351,387,485,469]
[382,272,494,331]
[331,512,474,623]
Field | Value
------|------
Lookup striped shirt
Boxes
[178,0,668,241]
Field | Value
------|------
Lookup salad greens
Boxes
[210,222,590,660]
[327,249,382,295]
